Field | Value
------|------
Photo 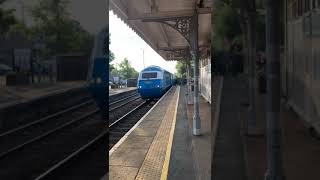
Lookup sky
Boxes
[109,11,177,74]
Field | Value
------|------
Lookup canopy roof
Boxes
[109,0,212,61]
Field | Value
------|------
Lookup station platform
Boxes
[0,81,87,108]
[239,79,320,180]
[108,83,215,180]
[109,87,137,96]
[211,75,320,180]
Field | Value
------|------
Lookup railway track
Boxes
[109,90,138,104]
[0,99,97,158]
[33,130,107,180]
[0,89,146,179]
[109,93,146,125]
[109,100,156,150]
[16,92,148,179]
[109,93,141,111]
[0,98,104,180]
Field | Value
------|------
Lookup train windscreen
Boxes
[142,72,157,79]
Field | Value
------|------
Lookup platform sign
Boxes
[13,49,32,72]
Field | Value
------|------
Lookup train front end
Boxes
[137,67,165,99]
[87,27,108,115]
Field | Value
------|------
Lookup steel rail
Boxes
[0,109,99,159]
[109,100,147,128]
[34,129,107,180]
[0,99,94,138]
[109,93,139,106]
[109,96,142,112]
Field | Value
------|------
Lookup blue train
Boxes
[137,66,175,99]
[87,27,108,115]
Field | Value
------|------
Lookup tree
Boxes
[118,58,138,79]
[175,61,186,78]
[109,33,115,71]
[212,3,242,51]
[6,22,32,39]
[0,0,17,37]
[30,0,93,57]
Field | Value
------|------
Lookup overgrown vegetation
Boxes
[109,33,115,71]
[175,61,186,78]
[212,3,242,52]
[30,0,94,57]
[1,0,94,58]
[0,0,17,36]
[110,58,139,80]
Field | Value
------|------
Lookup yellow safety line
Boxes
[160,86,180,180]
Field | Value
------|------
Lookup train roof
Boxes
[140,65,173,75]
[141,66,164,72]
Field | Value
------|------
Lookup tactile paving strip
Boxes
[135,87,179,180]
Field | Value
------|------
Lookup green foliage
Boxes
[30,0,93,57]
[118,58,138,79]
[109,33,115,71]
[0,1,17,36]
[6,22,32,39]
[213,0,267,52]
[212,3,242,51]
[175,61,186,78]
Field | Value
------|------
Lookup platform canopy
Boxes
[109,0,212,61]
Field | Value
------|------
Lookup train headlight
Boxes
[139,86,142,88]
[96,77,102,84]
[156,85,160,88]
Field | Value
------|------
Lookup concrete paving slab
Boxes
[109,147,148,167]
[168,86,195,180]
[212,77,246,180]
[109,166,139,180]
[135,88,179,180]
[186,92,212,180]
[138,119,162,128]
[118,136,154,149]
[130,127,158,137]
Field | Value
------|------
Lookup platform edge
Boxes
[109,86,175,156]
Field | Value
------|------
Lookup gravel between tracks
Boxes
[109,101,156,150]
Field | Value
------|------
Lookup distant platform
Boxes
[109,87,137,96]
[0,81,87,109]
